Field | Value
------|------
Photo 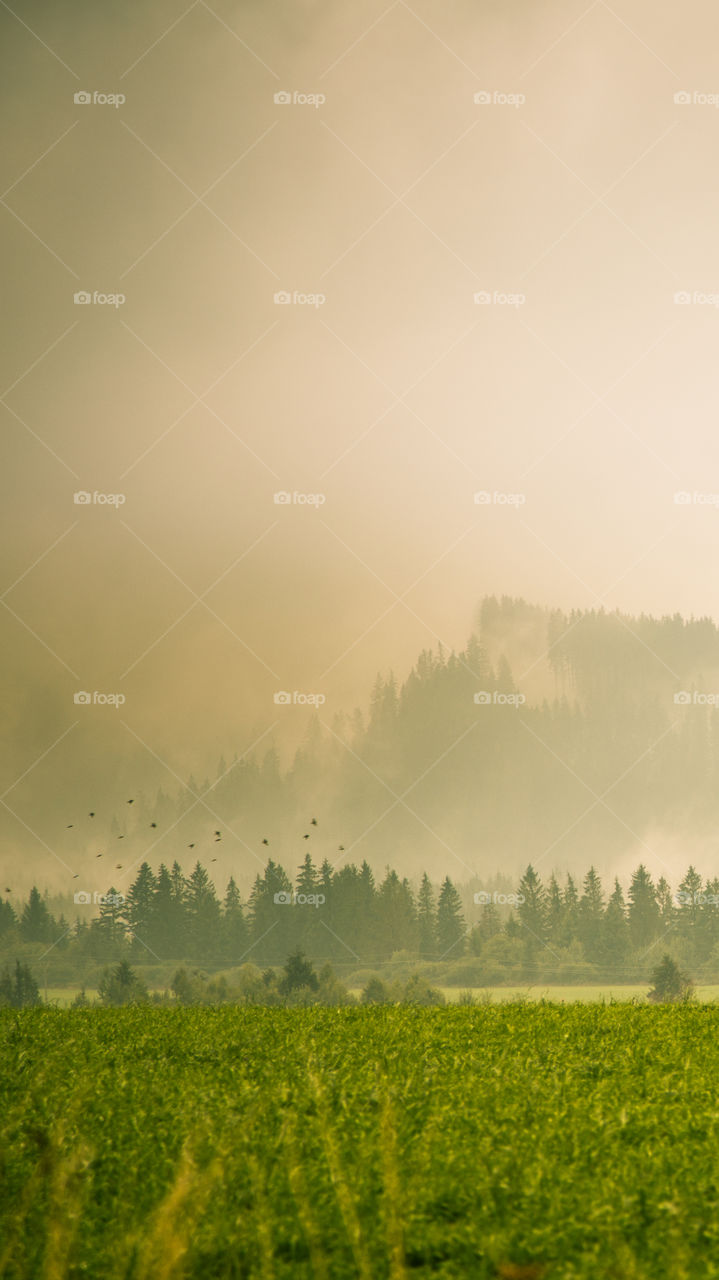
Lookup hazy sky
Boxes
[3,0,719,889]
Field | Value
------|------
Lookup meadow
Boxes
[2,1005,719,1279]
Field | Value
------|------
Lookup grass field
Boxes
[2,1005,719,1279]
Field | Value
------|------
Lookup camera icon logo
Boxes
[74,291,92,305]
[673,491,691,504]
[674,91,692,104]
[74,91,92,105]
[674,691,691,705]
[274,291,292,304]
[474,91,492,104]
[74,691,92,704]
[74,890,92,904]
[274,491,292,504]
[274,891,293,904]
[474,291,492,304]
[474,491,491,504]
[474,691,492,705]
[74,491,92,504]
[474,891,492,905]
[673,291,691,305]
[274,691,292,705]
[274,91,292,104]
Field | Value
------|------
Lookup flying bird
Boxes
[214,830,221,837]
[116,864,123,869]
[118,835,124,839]
[66,824,73,829]
[188,843,195,848]
[127,799,134,805]
[89,812,95,818]
[150,822,157,828]
[211,857,217,862]
[4,887,11,893]
[311,818,318,826]
[338,845,345,852]
[96,854,103,858]
[262,838,269,846]
[73,874,79,879]
[303,834,310,840]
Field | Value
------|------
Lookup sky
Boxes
[3,0,719,891]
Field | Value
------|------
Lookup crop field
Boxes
[2,1006,719,1279]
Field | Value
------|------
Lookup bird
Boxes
[188,843,195,849]
[262,838,269,846]
[127,799,134,805]
[311,818,318,826]
[150,822,157,828]
[211,857,217,862]
[338,845,345,852]
[72,874,79,879]
[89,812,95,818]
[303,833,310,840]
[116,864,123,869]
[4,887,11,893]
[118,835,124,839]
[66,824,73,829]
[214,830,221,838]
[96,854,103,858]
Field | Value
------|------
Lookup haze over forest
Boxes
[4,1,719,903]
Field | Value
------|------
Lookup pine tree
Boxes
[517,866,547,946]
[578,867,604,963]
[376,870,418,959]
[602,878,630,969]
[436,876,465,958]
[125,863,157,940]
[0,899,17,937]
[221,877,248,960]
[20,886,55,943]
[185,862,221,963]
[0,960,40,1007]
[627,865,660,951]
[417,873,438,958]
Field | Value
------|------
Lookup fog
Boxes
[3,0,719,899]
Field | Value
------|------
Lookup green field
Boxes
[3,1006,719,1279]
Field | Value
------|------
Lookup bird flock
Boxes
[2,810,350,899]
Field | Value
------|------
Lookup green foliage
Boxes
[2,1006,719,1278]
[648,954,695,1004]
[0,960,40,1008]
[97,961,149,1007]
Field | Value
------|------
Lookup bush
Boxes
[648,955,694,1004]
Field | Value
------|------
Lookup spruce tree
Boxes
[437,876,465,958]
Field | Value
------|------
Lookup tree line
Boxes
[3,856,719,980]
